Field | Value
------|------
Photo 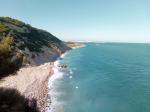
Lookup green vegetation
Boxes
[19,28,62,52]
[0,17,24,27]
[0,17,64,52]
[0,17,69,77]
[0,36,14,56]
[0,36,23,78]
[0,22,9,32]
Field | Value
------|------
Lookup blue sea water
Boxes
[49,43,150,112]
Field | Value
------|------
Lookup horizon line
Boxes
[65,40,150,44]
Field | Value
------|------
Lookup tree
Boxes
[0,36,23,78]
[0,36,14,57]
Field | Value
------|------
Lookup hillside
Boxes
[0,17,70,77]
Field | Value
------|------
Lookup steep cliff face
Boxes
[0,17,70,76]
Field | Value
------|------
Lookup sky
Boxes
[0,0,150,42]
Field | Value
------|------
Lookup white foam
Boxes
[60,53,67,58]
[69,69,73,74]
[46,53,68,112]
[69,76,73,79]
[75,86,79,89]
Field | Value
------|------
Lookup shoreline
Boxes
[66,42,85,49]
[0,43,83,112]
[0,52,67,112]
[0,62,54,112]
[46,53,67,112]
[23,62,54,112]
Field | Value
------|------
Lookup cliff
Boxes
[0,17,70,77]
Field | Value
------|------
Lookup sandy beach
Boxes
[0,62,54,112]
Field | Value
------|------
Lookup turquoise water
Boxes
[51,43,150,112]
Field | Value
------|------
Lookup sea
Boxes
[47,43,150,112]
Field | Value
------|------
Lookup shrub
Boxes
[0,22,9,32]
[0,36,24,78]
[0,87,39,112]
[0,36,14,57]
[0,17,24,27]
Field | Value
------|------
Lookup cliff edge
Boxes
[0,17,70,77]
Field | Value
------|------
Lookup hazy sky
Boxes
[0,0,150,42]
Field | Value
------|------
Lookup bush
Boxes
[0,17,25,27]
[0,87,39,112]
[0,36,14,57]
[0,36,23,78]
[0,22,9,32]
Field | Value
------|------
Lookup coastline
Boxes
[46,53,67,112]
[0,52,68,112]
[0,43,83,112]
[23,62,54,112]
[66,42,85,49]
